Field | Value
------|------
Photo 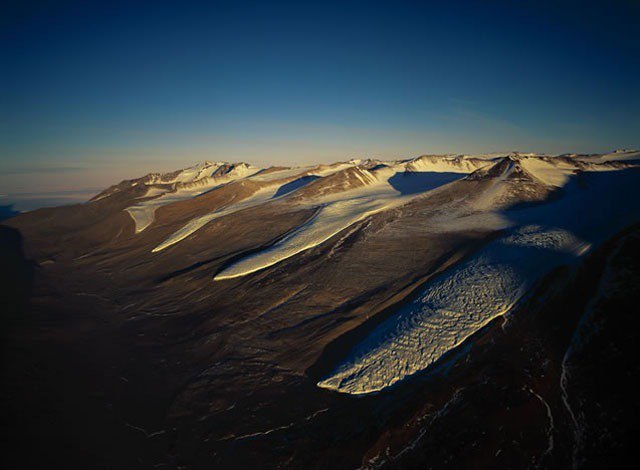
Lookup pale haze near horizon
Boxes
[0,125,635,211]
[2,1,639,209]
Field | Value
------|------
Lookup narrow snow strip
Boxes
[214,195,408,280]
[153,184,283,252]
[126,169,260,233]
[560,235,627,468]
[151,164,363,249]
[317,226,589,395]
[560,350,581,469]
[126,185,223,233]
[527,387,555,458]
[310,162,361,177]
[213,170,466,279]
[137,186,170,199]
[248,166,314,182]
[153,173,331,252]
[363,388,466,469]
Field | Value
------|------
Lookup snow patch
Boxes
[125,165,260,233]
[317,225,589,395]
[213,167,464,280]
[153,183,289,252]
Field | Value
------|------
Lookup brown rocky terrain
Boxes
[1,152,639,468]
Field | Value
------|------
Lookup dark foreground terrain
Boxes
[1,154,639,468]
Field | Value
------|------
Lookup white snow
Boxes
[138,186,170,199]
[518,157,579,187]
[407,155,491,173]
[213,155,627,280]
[249,167,314,182]
[145,156,512,248]
[127,186,218,233]
[152,165,362,252]
[311,162,363,177]
[214,195,410,280]
[125,165,261,232]
[164,161,225,184]
[317,225,589,394]
[213,164,465,280]
[317,166,640,395]
[153,184,288,252]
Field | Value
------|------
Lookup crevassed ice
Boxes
[317,225,589,395]
[502,225,591,253]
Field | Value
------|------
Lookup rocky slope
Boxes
[1,150,638,468]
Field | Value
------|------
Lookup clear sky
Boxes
[1,0,639,195]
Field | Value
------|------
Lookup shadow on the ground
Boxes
[388,171,461,195]
[273,175,321,198]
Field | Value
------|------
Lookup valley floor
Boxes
[2,223,639,469]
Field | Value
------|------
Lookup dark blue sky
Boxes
[1,0,639,191]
